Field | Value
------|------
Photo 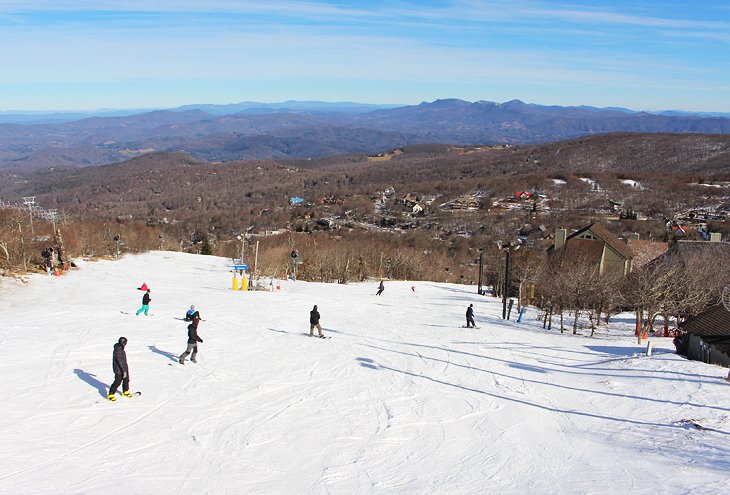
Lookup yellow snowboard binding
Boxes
[122,391,133,398]
[107,394,117,401]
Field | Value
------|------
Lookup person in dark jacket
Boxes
[466,304,476,328]
[310,305,324,338]
[136,289,151,316]
[179,323,203,364]
[376,280,385,296]
[190,308,204,329]
[108,337,132,401]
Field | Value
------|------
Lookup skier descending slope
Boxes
[179,323,203,364]
[108,337,133,401]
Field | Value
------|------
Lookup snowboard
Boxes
[121,311,154,316]
[106,391,141,402]
[461,325,480,329]
[303,333,331,339]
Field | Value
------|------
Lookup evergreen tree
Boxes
[200,237,213,255]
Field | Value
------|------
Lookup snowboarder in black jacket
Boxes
[136,289,151,316]
[376,280,385,296]
[466,304,476,328]
[310,305,324,338]
[108,337,133,401]
[179,323,203,364]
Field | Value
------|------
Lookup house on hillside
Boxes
[547,223,634,276]
[649,236,730,267]
[517,224,548,246]
[626,235,670,270]
[440,195,481,211]
[402,193,421,208]
[677,305,730,368]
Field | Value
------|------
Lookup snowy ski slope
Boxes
[0,251,728,494]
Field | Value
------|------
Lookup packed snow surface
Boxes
[1,252,728,494]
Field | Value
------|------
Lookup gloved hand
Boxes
[199,339,204,343]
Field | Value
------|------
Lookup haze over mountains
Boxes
[2,99,730,170]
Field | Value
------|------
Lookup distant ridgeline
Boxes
[1,99,730,169]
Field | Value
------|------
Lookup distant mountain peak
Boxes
[426,98,470,107]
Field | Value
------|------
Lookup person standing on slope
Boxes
[190,307,204,330]
[184,305,201,322]
[108,337,133,401]
[179,323,203,364]
[310,305,325,338]
[136,289,151,316]
[375,280,385,296]
[466,304,476,328]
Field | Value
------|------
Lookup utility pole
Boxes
[237,235,244,263]
[47,209,58,233]
[499,240,521,319]
[253,240,259,288]
[23,197,36,235]
[502,248,510,319]
[290,249,299,280]
[477,248,485,295]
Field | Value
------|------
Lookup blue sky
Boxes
[0,1,728,112]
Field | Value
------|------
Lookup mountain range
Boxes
[1,99,730,170]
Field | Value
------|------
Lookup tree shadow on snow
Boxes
[73,368,108,398]
[509,362,547,373]
[584,345,641,357]
[356,355,730,435]
[148,345,179,362]
[432,285,479,295]
[264,328,289,334]
[358,342,730,411]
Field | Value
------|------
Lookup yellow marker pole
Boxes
[232,276,239,290]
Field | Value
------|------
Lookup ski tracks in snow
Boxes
[0,362,215,483]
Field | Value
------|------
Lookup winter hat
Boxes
[118,336,128,346]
